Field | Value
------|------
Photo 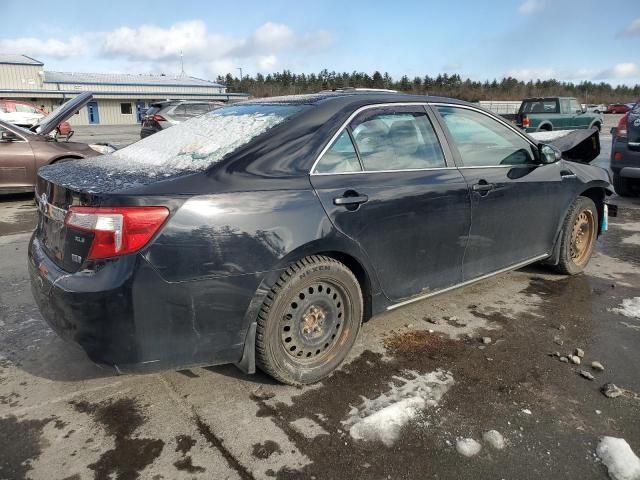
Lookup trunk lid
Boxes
[32,92,93,136]
[35,176,94,272]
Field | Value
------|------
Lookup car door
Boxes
[559,98,573,129]
[310,104,471,302]
[0,125,35,191]
[432,104,569,281]
[570,98,588,128]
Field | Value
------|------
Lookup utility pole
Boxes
[180,51,186,77]
[237,67,243,81]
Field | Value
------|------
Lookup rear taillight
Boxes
[615,114,629,138]
[65,206,169,259]
[150,114,166,122]
[522,115,530,128]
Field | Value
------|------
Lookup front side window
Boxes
[350,109,446,171]
[314,130,362,174]
[437,106,536,167]
[569,99,582,113]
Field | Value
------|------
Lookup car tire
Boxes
[552,196,599,275]
[51,156,78,164]
[613,173,634,197]
[256,255,363,385]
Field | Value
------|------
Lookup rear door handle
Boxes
[472,182,495,193]
[333,194,369,206]
[561,170,577,179]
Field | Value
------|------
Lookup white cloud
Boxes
[0,36,87,58]
[518,0,543,14]
[257,55,278,71]
[442,63,461,71]
[596,63,639,80]
[506,67,555,80]
[620,18,640,36]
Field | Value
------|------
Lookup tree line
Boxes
[216,70,640,103]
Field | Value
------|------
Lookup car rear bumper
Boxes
[611,138,640,176]
[140,126,161,138]
[28,233,255,372]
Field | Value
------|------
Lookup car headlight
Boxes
[89,144,116,155]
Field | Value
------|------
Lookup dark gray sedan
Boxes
[29,92,613,385]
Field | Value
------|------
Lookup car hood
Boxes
[32,91,93,136]
[528,129,600,163]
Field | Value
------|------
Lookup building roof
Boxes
[43,71,224,88]
[0,54,44,66]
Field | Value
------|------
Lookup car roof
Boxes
[521,97,572,101]
[242,91,469,108]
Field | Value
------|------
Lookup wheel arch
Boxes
[49,154,84,164]
[578,185,607,235]
[537,122,553,131]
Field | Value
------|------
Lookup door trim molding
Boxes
[386,253,549,311]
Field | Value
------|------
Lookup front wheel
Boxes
[552,196,599,275]
[256,255,363,385]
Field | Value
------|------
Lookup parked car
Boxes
[585,104,607,114]
[140,100,224,138]
[610,101,640,196]
[0,99,73,138]
[30,92,613,385]
[607,104,631,114]
[516,97,602,132]
[0,92,109,194]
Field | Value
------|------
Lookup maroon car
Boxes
[0,92,105,194]
[607,104,632,114]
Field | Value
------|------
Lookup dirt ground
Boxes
[0,148,639,479]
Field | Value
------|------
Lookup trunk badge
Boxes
[634,118,640,127]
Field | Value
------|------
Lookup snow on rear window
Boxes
[105,104,300,175]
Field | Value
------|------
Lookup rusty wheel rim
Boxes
[569,209,596,266]
[280,281,347,362]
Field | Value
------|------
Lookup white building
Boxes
[0,54,248,126]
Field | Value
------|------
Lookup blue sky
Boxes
[2,0,639,85]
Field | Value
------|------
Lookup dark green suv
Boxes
[516,97,602,133]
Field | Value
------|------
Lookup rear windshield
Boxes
[145,104,163,116]
[520,100,559,114]
[106,104,303,174]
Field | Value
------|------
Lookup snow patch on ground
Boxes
[612,298,640,319]
[528,130,574,142]
[344,370,454,447]
[483,430,506,450]
[456,438,482,457]
[596,437,640,480]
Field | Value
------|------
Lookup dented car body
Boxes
[29,92,614,381]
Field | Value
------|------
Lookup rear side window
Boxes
[315,131,362,174]
[437,106,536,167]
[350,109,446,171]
[15,104,37,113]
[520,100,558,114]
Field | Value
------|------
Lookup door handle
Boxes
[560,170,577,179]
[472,182,495,193]
[333,194,369,206]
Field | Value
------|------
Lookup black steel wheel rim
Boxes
[280,280,348,362]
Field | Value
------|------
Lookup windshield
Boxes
[103,104,304,175]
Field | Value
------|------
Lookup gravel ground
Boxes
[0,130,639,480]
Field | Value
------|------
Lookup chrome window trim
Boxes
[309,102,451,175]
[309,101,541,176]
[387,253,549,311]
[0,126,27,142]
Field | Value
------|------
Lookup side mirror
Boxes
[0,130,18,142]
[539,143,562,164]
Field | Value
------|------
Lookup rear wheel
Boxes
[256,255,363,385]
[552,197,598,275]
[613,173,634,197]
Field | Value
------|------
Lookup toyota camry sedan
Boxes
[29,91,613,385]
